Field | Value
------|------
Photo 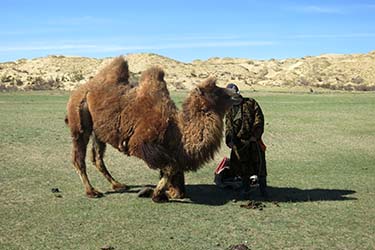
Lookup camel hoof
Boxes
[86,189,104,198]
[152,192,169,203]
[112,183,129,193]
[167,188,185,199]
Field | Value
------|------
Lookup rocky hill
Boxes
[1,51,375,91]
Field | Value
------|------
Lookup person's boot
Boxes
[259,176,268,198]
[239,177,251,199]
[249,175,258,186]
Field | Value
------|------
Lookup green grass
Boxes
[0,90,374,250]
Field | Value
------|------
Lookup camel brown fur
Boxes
[66,56,241,201]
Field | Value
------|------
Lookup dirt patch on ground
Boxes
[227,243,251,250]
[240,200,266,210]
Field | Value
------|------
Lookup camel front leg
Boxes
[166,170,186,199]
[152,168,175,203]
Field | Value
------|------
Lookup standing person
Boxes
[225,83,268,197]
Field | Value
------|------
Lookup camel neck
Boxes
[178,106,223,171]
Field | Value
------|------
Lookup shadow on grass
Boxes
[105,184,356,206]
[105,185,155,195]
[184,184,356,206]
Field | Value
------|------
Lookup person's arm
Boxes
[252,100,264,140]
[225,111,233,148]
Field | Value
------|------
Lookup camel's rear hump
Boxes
[137,66,168,96]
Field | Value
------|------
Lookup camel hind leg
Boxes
[91,134,128,192]
[72,130,103,198]
[68,97,103,198]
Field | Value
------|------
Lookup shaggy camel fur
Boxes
[66,56,241,202]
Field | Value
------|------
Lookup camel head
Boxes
[193,77,242,115]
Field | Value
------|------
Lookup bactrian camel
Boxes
[65,56,241,202]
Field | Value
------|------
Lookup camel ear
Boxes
[198,76,216,90]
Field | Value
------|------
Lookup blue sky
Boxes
[1,0,375,62]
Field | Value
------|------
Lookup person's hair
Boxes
[226,83,239,93]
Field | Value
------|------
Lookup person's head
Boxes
[226,83,240,94]
[226,83,243,106]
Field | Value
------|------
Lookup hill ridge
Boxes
[1,51,375,91]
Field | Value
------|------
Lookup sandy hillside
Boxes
[1,51,375,91]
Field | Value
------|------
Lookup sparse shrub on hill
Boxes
[70,71,85,82]
[256,67,268,80]
[16,79,23,86]
[25,77,50,90]
[24,76,63,90]
[351,76,365,84]
[343,84,354,91]
[354,84,375,91]
[0,84,18,92]
[297,77,310,86]
[1,75,12,83]
[173,81,186,89]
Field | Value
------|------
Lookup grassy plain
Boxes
[0,90,374,250]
